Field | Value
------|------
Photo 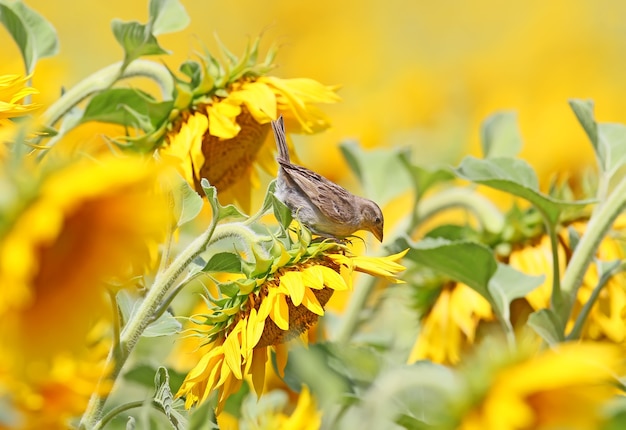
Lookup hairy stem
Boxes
[560,175,626,317]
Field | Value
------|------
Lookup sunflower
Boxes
[0,74,40,157]
[158,39,341,211]
[407,282,494,365]
[0,152,169,427]
[216,385,321,430]
[176,224,407,413]
[457,342,622,430]
[509,219,626,342]
[0,74,39,121]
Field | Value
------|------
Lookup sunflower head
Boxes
[176,221,406,412]
[159,37,341,209]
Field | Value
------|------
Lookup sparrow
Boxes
[271,115,384,242]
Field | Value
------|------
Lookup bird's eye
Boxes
[375,217,381,224]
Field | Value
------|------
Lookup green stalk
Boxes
[560,176,626,316]
[79,220,216,428]
[79,220,272,428]
[338,187,504,344]
[546,225,564,314]
[416,187,505,234]
[566,262,623,340]
[335,276,378,344]
[39,59,173,130]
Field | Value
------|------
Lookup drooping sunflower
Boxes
[159,39,341,210]
[407,195,626,365]
[175,223,407,413]
[509,218,626,343]
[407,282,494,365]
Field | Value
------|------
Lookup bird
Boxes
[271,115,384,242]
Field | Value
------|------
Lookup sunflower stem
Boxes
[80,219,218,429]
[90,400,145,430]
[414,187,505,235]
[566,261,624,340]
[546,223,564,316]
[560,175,626,319]
[335,275,378,344]
[39,59,173,136]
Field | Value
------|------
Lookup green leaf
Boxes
[569,99,626,178]
[403,237,498,302]
[340,141,412,206]
[200,179,248,223]
[398,151,455,197]
[455,156,593,224]
[153,367,187,430]
[250,180,277,221]
[598,123,626,176]
[112,19,170,66]
[481,111,523,158]
[81,88,173,131]
[0,1,58,73]
[424,224,481,242]
[204,252,242,273]
[143,311,182,337]
[111,0,188,68]
[527,308,564,345]
[569,99,598,155]
[116,289,135,325]
[124,364,187,391]
[271,193,292,229]
[488,263,544,323]
[171,174,203,227]
[149,0,189,36]
[282,343,354,409]
[188,397,217,430]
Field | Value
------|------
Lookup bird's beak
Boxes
[372,226,384,243]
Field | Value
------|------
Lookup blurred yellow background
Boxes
[3,0,626,185]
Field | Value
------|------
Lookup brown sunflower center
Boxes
[250,258,342,349]
[194,107,270,192]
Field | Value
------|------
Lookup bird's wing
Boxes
[279,160,355,224]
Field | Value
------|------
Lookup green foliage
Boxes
[112,0,189,69]
[201,179,249,224]
[81,88,173,132]
[0,0,58,73]
[170,174,204,227]
[480,111,523,158]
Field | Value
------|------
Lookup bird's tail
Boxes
[271,115,290,162]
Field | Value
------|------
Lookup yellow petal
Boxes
[246,308,266,350]
[206,100,242,138]
[274,343,288,378]
[269,291,290,330]
[302,288,324,316]
[319,265,348,291]
[301,266,325,290]
[280,270,305,306]
[223,322,243,379]
[250,347,268,396]
[228,81,276,123]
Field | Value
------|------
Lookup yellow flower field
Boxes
[1,1,626,429]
